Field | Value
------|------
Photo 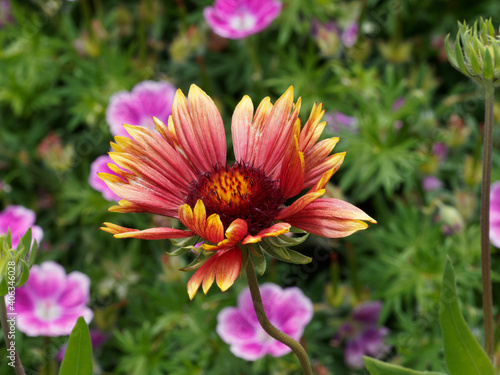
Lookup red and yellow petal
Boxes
[279,135,305,199]
[299,102,326,153]
[100,222,193,240]
[203,219,248,251]
[172,85,226,174]
[178,200,225,244]
[256,87,297,178]
[242,223,291,244]
[303,152,346,189]
[187,247,243,299]
[285,198,376,238]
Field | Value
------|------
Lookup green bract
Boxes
[445,18,500,87]
[0,229,38,296]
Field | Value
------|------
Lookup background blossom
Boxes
[490,181,500,248]
[14,261,93,337]
[204,0,282,39]
[332,301,390,369]
[0,205,44,248]
[89,155,122,201]
[106,80,176,137]
[216,283,313,360]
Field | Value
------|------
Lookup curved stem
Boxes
[0,296,26,375]
[481,85,495,361]
[245,259,313,375]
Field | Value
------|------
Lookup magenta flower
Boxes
[13,261,93,337]
[333,301,390,369]
[0,205,44,248]
[326,111,358,134]
[422,175,443,191]
[432,142,448,163]
[490,181,500,248]
[106,80,177,138]
[216,283,313,360]
[0,0,14,28]
[89,155,121,201]
[341,22,358,47]
[204,0,282,39]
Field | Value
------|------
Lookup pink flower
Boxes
[204,0,282,39]
[422,175,442,191]
[13,261,93,337]
[89,155,122,201]
[106,80,177,138]
[0,0,14,28]
[490,181,500,248]
[0,205,44,248]
[216,283,313,360]
[341,22,358,47]
[333,301,390,369]
[325,111,358,134]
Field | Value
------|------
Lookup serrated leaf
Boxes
[439,257,494,375]
[364,357,447,375]
[59,317,92,375]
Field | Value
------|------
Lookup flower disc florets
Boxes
[186,162,285,234]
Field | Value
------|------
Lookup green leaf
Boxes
[59,317,93,375]
[364,357,447,375]
[260,241,312,264]
[439,257,494,375]
[468,42,482,75]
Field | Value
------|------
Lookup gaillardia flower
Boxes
[99,85,376,299]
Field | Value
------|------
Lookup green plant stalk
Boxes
[0,297,26,375]
[245,259,313,375]
[481,84,495,361]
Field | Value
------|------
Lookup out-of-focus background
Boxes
[0,0,499,374]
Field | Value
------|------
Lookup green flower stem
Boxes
[481,84,495,361]
[0,297,26,375]
[245,259,313,375]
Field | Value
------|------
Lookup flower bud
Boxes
[445,18,500,87]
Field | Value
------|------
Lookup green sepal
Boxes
[289,226,307,234]
[17,259,30,287]
[468,41,482,75]
[28,239,38,268]
[248,244,266,276]
[363,357,446,375]
[454,37,468,76]
[444,34,458,67]
[260,240,312,264]
[179,252,209,272]
[439,256,495,375]
[483,48,494,79]
[0,277,8,296]
[169,236,200,256]
[59,317,93,375]
[266,233,309,248]
[17,228,32,259]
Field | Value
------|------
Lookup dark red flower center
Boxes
[186,162,285,235]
